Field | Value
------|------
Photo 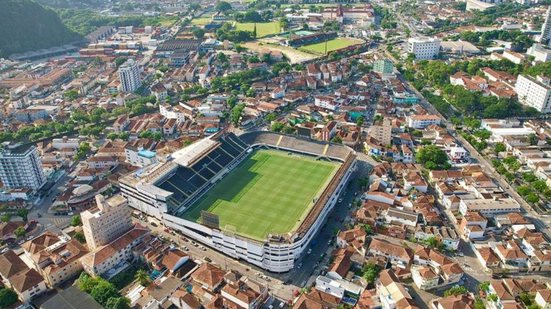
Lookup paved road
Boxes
[28,173,73,230]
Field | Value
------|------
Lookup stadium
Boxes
[119,132,356,272]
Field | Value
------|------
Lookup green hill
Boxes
[0,0,82,58]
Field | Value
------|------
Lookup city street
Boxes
[28,173,73,231]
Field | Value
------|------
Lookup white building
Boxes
[314,96,339,111]
[0,143,46,191]
[515,75,551,113]
[540,6,551,47]
[535,289,551,309]
[81,194,133,250]
[81,226,150,277]
[459,198,521,216]
[502,50,525,64]
[51,136,80,150]
[118,59,141,93]
[407,114,441,129]
[125,148,157,167]
[527,43,551,63]
[159,104,189,124]
[407,37,441,60]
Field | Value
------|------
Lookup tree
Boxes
[426,236,439,248]
[478,281,490,293]
[215,1,232,12]
[517,185,532,197]
[135,269,150,287]
[217,52,228,63]
[74,231,86,243]
[474,298,485,309]
[14,226,26,238]
[191,27,205,39]
[361,263,381,285]
[91,280,119,305]
[271,121,284,132]
[1,214,10,223]
[533,180,548,193]
[464,117,481,130]
[230,103,245,127]
[356,116,365,127]
[416,145,451,170]
[331,136,343,144]
[528,133,538,145]
[71,215,82,226]
[265,113,277,122]
[362,224,373,235]
[522,172,537,183]
[64,89,79,101]
[444,285,468,297]
[526,193,540,204]
[75,142,91,161]
[0,288,18,308]
[78,272,98,293]
[105,297,131,309]
[17,208,28,221]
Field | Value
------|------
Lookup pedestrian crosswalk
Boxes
[48,217,70,228]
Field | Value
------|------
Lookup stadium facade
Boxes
[119,132,356,272]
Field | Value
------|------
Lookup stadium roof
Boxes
[172,137,218,167]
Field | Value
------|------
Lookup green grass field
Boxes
[191,17,212,25]
[182,149,339,240]
[235,22,282,38]
[299,38,363,55]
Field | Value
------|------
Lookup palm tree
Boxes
[135,269,150,287]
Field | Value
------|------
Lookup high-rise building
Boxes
[515,74,551,113]
[118,59,141,93]
[0,143,46,191]
[81,194,133,250]
[407,37,441,60]
[540,6,551,47]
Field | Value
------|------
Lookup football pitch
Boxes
[182,149,339,240]
[235,22,282,38]
[299,38,363,55]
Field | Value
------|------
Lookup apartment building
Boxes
[0,143,46,191]
[515,75,551,113]
[368,118,392,145]
[407,37,441,60]
[81,226,150,277]
[118,59,141,93]
[81,194,133,250]
[540,6,551,47]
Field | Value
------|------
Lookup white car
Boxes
[307,249,312,255]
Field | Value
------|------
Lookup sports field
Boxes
[182,149,339,240]
[299,38,363,55]
[191,17,212,25]
[235,22,282,38]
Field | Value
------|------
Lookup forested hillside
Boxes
[0,0,81,57]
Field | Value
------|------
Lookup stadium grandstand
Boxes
[285,32,338,48]
[119,132,356,272]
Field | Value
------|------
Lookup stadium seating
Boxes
[156,133,250,208]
